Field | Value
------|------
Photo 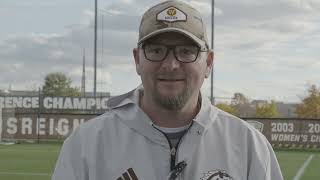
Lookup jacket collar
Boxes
[106,85,218,135]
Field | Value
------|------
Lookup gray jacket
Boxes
[52,87,283,180]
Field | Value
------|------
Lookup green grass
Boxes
[0,143,320,180]
[276,150,320,180]
[0,143,61,180]
[300,152,320,180]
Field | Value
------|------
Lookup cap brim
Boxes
[138,28,208,51]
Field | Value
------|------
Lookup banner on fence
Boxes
[246,118,320,149]
[0,95,108,141]
[1,108,96,140]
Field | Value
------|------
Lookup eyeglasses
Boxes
[141,43,208,63]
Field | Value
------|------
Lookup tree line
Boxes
[216,85,320,119]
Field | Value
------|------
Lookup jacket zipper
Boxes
[152,121,194,171]
[162,130,178,170]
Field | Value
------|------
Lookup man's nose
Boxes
[161,50,181,70]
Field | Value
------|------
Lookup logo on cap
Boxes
[167,8,177,16]
[157,6,187,22]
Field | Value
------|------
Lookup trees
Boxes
[231,92,249,106]
[215,93,281,118]
[231,93,254,117]
[215,93,252,117]
[215,102,237,115]
[255,100,280,118]
[42,72,80,97]
[296,85,320,118]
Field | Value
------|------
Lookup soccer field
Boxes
[0,143,60,180]
[0,143,319,180]
[277,150,320,180]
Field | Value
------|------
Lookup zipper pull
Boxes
[170,148,176,156]
[167,161,187,180]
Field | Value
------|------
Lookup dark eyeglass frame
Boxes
[140,43,208,63]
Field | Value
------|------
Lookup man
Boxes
[52,0,283,180]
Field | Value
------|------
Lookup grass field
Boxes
[0,143,319,180]
[0,143,60,180]
[277,150,320,180]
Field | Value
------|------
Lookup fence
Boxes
[0,95,108,142]
[1,95,320,149]
[244,118,320,149]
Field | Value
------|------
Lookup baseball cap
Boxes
[138,0,209,51]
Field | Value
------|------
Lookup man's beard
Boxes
[152,80,192,110]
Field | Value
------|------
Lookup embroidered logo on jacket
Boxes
[200,169,233,180]
[117,168,138,180]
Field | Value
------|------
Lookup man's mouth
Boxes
[157,78,184,82]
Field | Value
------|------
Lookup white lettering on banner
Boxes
[32,97,39,108]
[73,98,86,109]
[4,116,88,137]
[7,117,17,134]
[271,134,308,142]
[271,122,294,133]
[0,97,8,108]
[0,96,108,110]
[0,97,39,108]
[308,123,320,134]
[43,97,52,109]
[310,135,320,143]
[5,98,13,108]
[22,97,32,108]
[72,119,85,132]
[63,98,73,109]
[37,118,46,135]
[49,118,54,135]
[302,135,308,142]
[22,118,32,135]
[87,98,95,109]
[53,97,64,109]
[101,98,108,109]
[56,118,69,136]
[12,97,23,108]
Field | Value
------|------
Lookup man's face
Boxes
[133,32,213,110]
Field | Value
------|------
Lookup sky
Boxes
[0,0,319,103]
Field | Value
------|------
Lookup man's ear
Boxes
[133,48,141,75]
[205,50,214,78]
